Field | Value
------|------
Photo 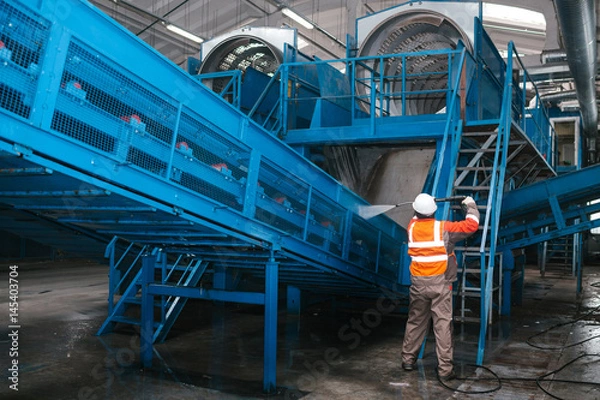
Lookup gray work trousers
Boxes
[401,281,453,376]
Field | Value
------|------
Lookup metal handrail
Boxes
[476,41,519,365]
[248,65,283,119]
[433,47,472,194]
[512,51,555,164]
[196,70,243,109]
[250,48,465,136]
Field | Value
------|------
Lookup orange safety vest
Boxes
[407,218,448,277]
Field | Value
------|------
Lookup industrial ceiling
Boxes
[89,0,599,133]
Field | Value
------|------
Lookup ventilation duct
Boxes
[540,50,568,64]
[198,27,295,92]
[539,90,577,103]
[554,0,597,143]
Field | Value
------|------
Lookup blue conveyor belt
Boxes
[500,163,600,249]
[0,0,406,294]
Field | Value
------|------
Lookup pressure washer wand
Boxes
[357,196,467,219]
[435,196,467,203]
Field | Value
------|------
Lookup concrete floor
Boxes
[1,260,600,399]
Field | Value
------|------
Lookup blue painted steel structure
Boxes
[2,0,600,392]
[0,0,406,392]
[235,13,559,363]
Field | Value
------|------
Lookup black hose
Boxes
[438,282,600,396]
[437,364,501,394]
[526,303,600,350]
[535,353,600,400]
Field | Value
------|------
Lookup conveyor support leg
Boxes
[264,257,279,393]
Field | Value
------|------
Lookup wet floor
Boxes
[1,260,599,399]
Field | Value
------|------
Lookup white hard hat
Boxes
[413,193,437,216]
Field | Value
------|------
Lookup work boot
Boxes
[438,370,456,381]
[402,362,415,371]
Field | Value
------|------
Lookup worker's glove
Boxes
[461,196,476,212]
[462,196,476,206]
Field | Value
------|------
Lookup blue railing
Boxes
[194,70,243,110]
[249,47,466,138]
[471,19,555,168]
[434,45,477,200]
[249,28,555,170]
[511,47,555,166]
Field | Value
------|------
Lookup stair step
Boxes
[456,166,494,171]
[461,268,485,273]
[462,253,485,259]
[462,253,486,259]
[459,288,484,295]
[463,132,496,137]
[110,316,160,328]
[124,297,169,307]
[455,185,491,190]
[459,149,496,154]
[457,285,500,295]
[456,246,490,252]
[111,316,141,325]
[454,316,481,323]
[156,265,192,272]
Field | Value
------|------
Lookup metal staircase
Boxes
[97,243,209,343]
[450,43,539,363]
[451,124,505,361]
[538,234,577,277]
[452,121,532,325]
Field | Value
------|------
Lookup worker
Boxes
[401,193,479,381]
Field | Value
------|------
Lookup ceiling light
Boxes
[482,3,546,30]
[165,24,204,43]
[282,7,314,30]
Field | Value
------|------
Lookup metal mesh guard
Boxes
[0,1,50,119]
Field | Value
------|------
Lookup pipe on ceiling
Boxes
[539,90,577,103]
[554,0,597,142]
[540,50,567,64]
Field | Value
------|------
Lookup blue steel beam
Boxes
[147,285,265,304]
[141,254,155,369]
[131,240,254,247]
[284,115,447,145]
[139,252,278,391]
[0,167,52,176]
[501,218,600,251]
[96,231,227,237]
[0,190,110,197]
[14,205,156,211]
[264,257,278,392]
[502,163,600,219]
[499,201,600,248]
[56,218,192,225]
[497,164,600,248]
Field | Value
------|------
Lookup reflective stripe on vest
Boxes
[411,254,448,262]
